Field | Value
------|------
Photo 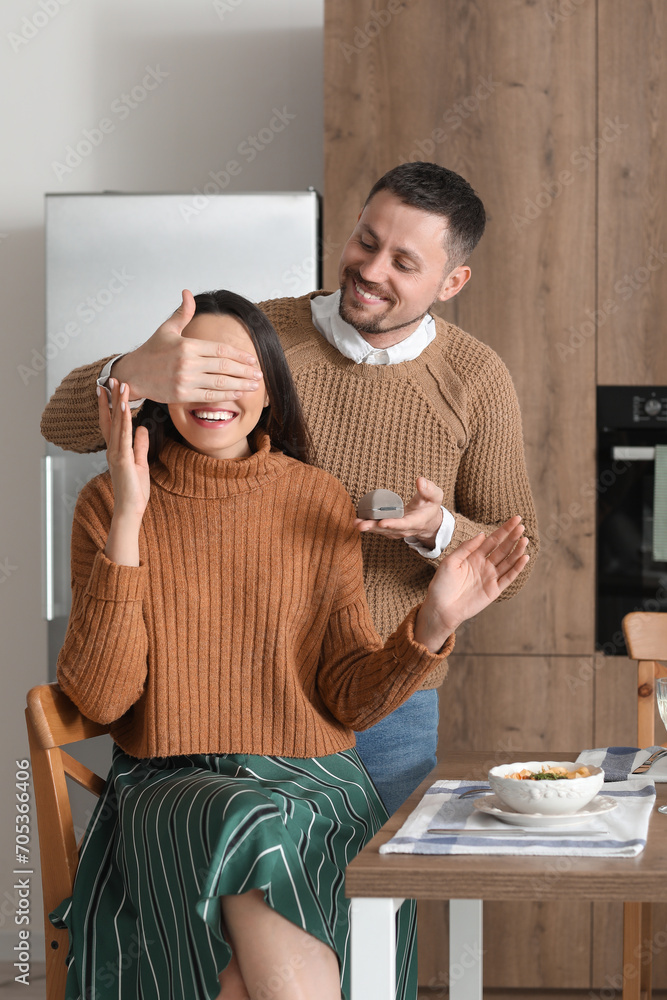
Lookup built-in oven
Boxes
[597,386,667,655]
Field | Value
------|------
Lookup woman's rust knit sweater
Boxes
[56,431,454,759]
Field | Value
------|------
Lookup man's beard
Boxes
[338,272,428,335]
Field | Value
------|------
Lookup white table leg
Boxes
[449,899,483,1000]
[350,897,403,1000]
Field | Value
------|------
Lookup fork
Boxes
[631,748,667,774]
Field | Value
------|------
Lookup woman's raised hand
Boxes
[98,377,150,522]
[414,516,530,652]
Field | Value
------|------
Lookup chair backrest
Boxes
[622,612,667,747]
[25,683,110,1000]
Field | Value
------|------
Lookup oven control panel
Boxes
[598,386,667,430]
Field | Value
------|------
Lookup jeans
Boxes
[354,689,439,816]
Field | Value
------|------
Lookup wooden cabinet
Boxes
[325,0,597,658]
[598,1,667,386]
[324,0,667,990]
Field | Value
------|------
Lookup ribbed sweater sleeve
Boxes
[56,483,149,724]
[423,350,539,601]
[316,508,454,731]
[41,356,124,453]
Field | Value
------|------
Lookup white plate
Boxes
[473,794,618,828]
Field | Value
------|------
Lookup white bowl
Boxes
[488,760,605,815]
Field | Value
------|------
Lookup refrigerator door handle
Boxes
[42,455,55,621]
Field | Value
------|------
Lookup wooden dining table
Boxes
[346,750,667,1000]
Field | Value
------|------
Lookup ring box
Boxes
[356,489,404,520]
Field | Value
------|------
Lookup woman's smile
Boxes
[188,407,239,428]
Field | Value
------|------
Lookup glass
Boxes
[656,678,667,814]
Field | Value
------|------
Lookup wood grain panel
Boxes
[438,655,594,757]
[433,0,596,658]
[417,656,595,988]
[324,0,597,658]
[597,0,667,385]
[418,899,592,991]
[593,654,641,748]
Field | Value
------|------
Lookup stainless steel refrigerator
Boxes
[43,191,320,798]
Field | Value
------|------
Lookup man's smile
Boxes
[347,274,393,306]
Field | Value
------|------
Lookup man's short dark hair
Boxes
[364,162,486,267]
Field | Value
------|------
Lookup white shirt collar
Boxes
[310,290,436,365]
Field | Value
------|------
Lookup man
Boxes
[41,161,538,814]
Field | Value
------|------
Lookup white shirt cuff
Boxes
[404,507,455,558]
[97,356,146,410]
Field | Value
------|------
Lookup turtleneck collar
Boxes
[150,430,292,498]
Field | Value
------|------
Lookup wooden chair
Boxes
[621,611,667,1000]
[624,612,667,749]
[25,683,110,1000]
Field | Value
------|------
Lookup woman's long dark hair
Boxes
[137,290,313,465]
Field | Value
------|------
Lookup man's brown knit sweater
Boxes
[42,292,538,690]
[56,431,454,759]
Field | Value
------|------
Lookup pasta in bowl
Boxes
[488,761,605,815]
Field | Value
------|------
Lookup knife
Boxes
[427,827,609,837]
[631,748,667,774]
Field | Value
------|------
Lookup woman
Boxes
[50,289,528,1000]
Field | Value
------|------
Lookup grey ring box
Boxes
[356,489,404,520]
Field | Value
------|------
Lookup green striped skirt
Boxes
[50,743,417,999]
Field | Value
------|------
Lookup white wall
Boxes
[0,0,323,963]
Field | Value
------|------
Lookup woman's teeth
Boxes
[192,410,236,422]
